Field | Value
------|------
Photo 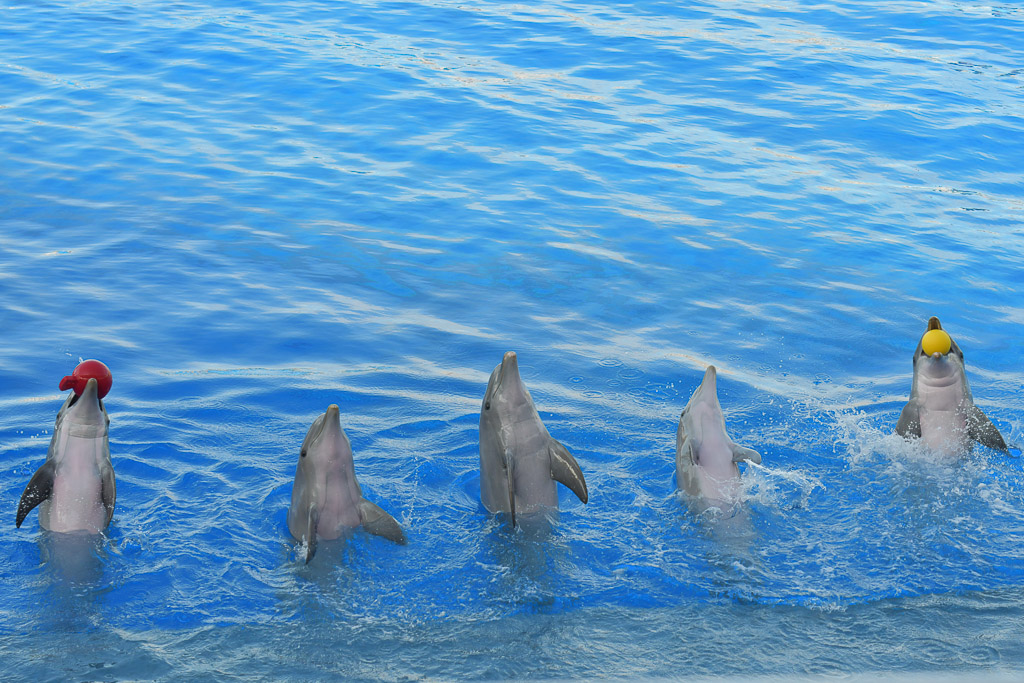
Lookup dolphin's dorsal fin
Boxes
[358,499,407,545]
[303,505,320,563]
[968,405,1008,452]
[16,461,56,528]
[549,439,588,505]
[895,400,922,439]
[731,444,762,464]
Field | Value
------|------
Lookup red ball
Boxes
[59,359,113,399]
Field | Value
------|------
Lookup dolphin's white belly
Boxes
[695,470,741,502]
[919,410,968,455]
[917,375,969,455]
[692,442,741,502]
[317,468,362,539]
[689,410,741,499]
[509,419,558,512]
[513,458,558,512]
[694,430,735,475]
[40,434,108,533]
[480,415,558,514]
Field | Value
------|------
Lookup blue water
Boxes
[2,0,1024,678]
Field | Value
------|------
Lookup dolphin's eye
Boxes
[485,401,491,410]
[300,449,307,458]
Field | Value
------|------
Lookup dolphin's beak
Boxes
[323,404,343,439]
[487,352,519,406]
[501,351,519,379]
[702,365,718,390]
[81,377,99,400]
[72,378,104,423]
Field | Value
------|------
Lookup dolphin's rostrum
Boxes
[287,404,406,563]
[896,316,1007,456]
[676,366,761,505]
[478,351,588,527]
[16,378,116,533]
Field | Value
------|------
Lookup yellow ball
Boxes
[921,329,952,356]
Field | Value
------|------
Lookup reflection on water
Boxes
[33,532,107,632]
[40,531,106,588]
[479,510,574,615]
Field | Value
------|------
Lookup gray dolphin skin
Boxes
[896,316,1007,456]
[478,351,588,528]
[676,366,761,504]
[16,378,116,533]
[287,404,406,563]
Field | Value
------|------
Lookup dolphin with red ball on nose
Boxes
[16,360,116,533]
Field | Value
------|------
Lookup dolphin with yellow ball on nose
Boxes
[895,316,1007,456]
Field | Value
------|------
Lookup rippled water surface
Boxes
[2,0,1024,679]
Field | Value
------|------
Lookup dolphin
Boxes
[287,405,406,563]
[478,351,588,528]
[16,378,116,533]
[896,316,1007,456]
[676,366,761,504]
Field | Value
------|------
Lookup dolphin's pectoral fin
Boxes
[357,499,407,545]
[731,444,762,465]
[675,438,694,479]
[101,465,116,528]
[504,448,517,529]
[549,439,588,505]
[895,401,921,439]
[16,461,56,528]
[968,405,1008,452]
[303,505,320,564]
[683,439,697,466]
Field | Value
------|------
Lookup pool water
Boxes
[2,0,1023,679]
